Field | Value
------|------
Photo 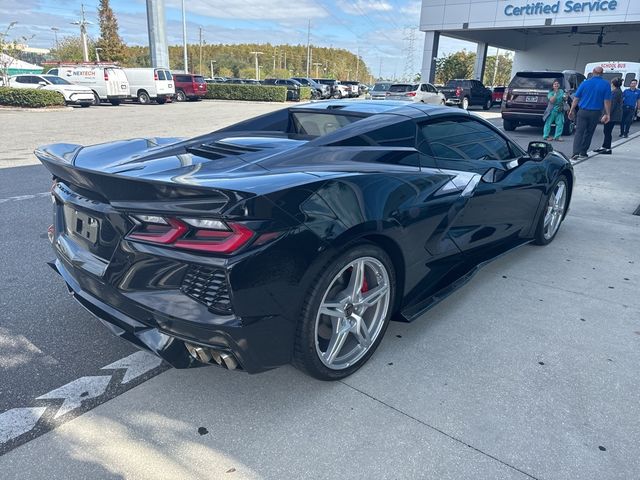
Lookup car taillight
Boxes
[154,70,159,81]
[455,87,462,97]
[406,91,416,97]
[104,69,109,81]
[127,215,255,254]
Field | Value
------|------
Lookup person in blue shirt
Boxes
[620,79,640,138]
[568,66,611,160]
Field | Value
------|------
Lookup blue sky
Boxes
[2,0,481,79]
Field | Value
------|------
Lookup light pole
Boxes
[250,51,263,81]
[70,4,91,62]
[210,60,216,78]
[95,47,102,62]
[181,0,188,72]
[51,27,59,50]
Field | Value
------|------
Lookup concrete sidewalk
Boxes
[1,140,639,480]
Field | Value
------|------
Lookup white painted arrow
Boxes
[36,376,112,419]
[101,351,163,384]
[0,407,47,444]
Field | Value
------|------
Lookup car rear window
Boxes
[389,84,415,93]
[165,70,172,80]
[624,73,636,86]
[156,70,166,80]
[493,87,505,92]
[291,112,363,137]
[372,83,391,91]
[510,73,562,90]
[194,76,205,84]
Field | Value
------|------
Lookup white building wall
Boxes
[420,0,640,81]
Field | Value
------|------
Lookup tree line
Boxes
[435,50,513,86]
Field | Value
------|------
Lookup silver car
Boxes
[370,82,393,100]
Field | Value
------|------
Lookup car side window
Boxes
[330,119,416,148]
[419,117,513,161]
[421,84,428,92]
[427,84,437,93]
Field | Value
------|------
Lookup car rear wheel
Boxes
[80,103,91,108]
[293,245,395,380]
[109,99,121,106]
[534,175,568,245]
[137,91,151,104]
[175,90,186,102]
[483,98,492,110]
[92,92,101,106]
[461,97,469,110]
[503,119,517,131]
[156,97,167,105]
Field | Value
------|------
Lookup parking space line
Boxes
[0,192,49,204]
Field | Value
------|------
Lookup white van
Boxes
[584,61,640,90]
[46,64,129,105]
[122,68,174,104]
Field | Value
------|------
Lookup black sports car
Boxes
[37,101,573,380]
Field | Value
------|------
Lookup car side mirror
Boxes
[38,81,47,86]
[527,141,553,160]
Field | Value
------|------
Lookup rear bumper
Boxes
[501,111,544,125]
[50,256,295,373]
[445,98,462,105]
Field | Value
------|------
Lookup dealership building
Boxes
[419,0,640,82]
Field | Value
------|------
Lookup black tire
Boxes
[80,103,91,108]
[137,91,151,104]
[460,96,470,110]
[533,175,569,246]
[175,90,186,102]
[562,116,575,136]
[293,244,396,380]
[483,98,492,110]
[332,91,341,99]
[156,97,167,105]
[109,99,121,106]
[503,119,517,131]
[92,92,101,106]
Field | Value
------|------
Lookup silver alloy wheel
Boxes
[314,256,391,370]
[543,179,567,240]
[462,97,469,110]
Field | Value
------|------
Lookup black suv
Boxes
[263,78,301,101]
[501,70,586,135]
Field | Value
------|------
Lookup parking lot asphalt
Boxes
[0,100,639,479]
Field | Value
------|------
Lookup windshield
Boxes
[389,84,415,93]
[291,111,364,137]
[41,76,71,85]
[510,73,562,90]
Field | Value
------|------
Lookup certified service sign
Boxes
[504,0,618,16]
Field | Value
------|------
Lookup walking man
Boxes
[568,66,611,160]
[620,79,640,138]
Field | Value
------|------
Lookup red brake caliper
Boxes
[361,276,368,293]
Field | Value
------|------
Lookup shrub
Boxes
[204,84,287,102]
[300,86,312,101]
[0,87,65,108]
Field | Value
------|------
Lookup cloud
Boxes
[336,0,393,15]
[165,0,327,21]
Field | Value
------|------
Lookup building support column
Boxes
[421,30,440,84]
[146,0,170,69]
[473,42,488,82]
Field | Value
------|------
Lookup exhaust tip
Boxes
[185,343,239,370]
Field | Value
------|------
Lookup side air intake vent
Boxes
[181,265,233,315]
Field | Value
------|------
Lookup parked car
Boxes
[501,70,585,135]
[492,86,505,106]
[340,80,361,97]
[263,78,301,101]
[206,76,227,83]
[38,100,573,380]
[173,73,207,101]
[313,78,349,99]
[385,82,446,104]
[291,77,330,99]
[8,74,94,107]
[370,81,393,100]
[46,64,129,105]
[122,67,174,104]
[440,79,493,110]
